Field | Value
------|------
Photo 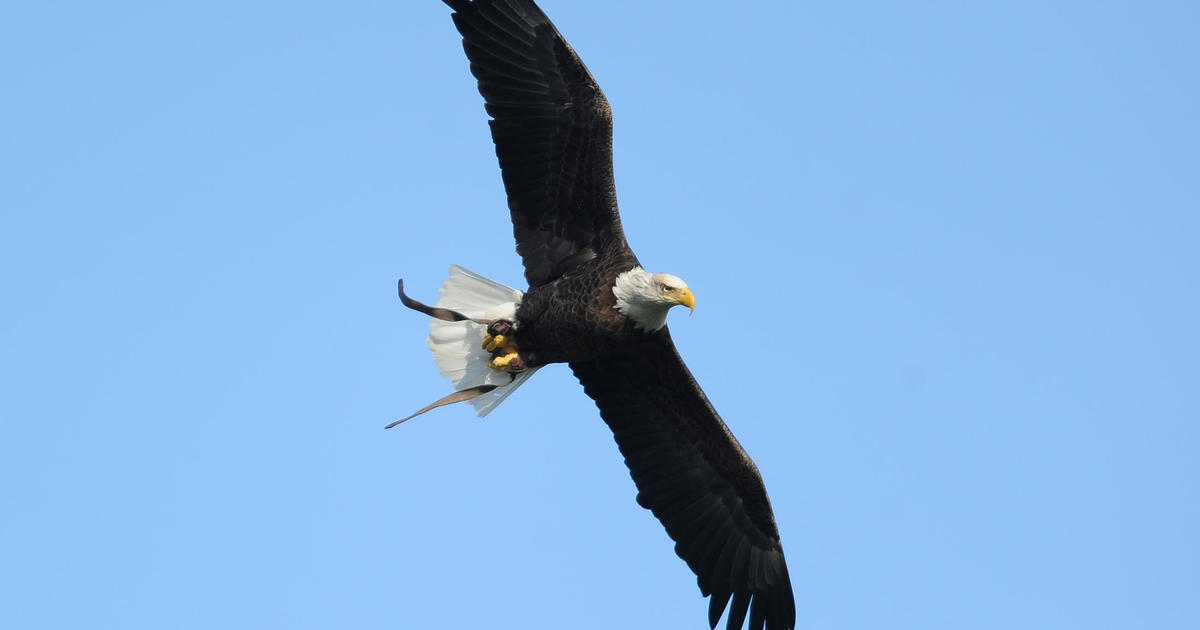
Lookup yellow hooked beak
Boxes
[675,288,696,313]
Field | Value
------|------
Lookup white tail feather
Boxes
[426,265,539,416]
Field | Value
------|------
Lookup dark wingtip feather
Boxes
[749,594,767,630]
[725,592,752,630]
[708,589,733,629]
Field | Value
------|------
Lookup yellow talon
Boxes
[483,334,507,353]
[488,352,520,370]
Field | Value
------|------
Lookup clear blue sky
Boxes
[2,1,1197,629]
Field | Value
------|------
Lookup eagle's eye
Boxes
[663,286,676,293]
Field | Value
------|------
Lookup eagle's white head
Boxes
[613,267,696,332]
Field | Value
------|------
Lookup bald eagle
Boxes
[395,2,796,629]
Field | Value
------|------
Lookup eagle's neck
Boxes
[613,267,670,332]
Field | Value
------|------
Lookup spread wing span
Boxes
[444,0,628,286]
[571,332,796,630]
[438,3,797,629]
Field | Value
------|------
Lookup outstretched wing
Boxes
[570,332,796,630]
[442,0,628,287]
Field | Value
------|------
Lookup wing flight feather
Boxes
[570,332,796,630]
[443,0,628,286]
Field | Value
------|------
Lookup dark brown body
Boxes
[514,250,640,367]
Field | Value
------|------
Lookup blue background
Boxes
[2,1,1197,628]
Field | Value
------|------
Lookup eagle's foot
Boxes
[483,334,508,353]
[483,319,525,373]
[482,319,516,353]
[487,351,526,373]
